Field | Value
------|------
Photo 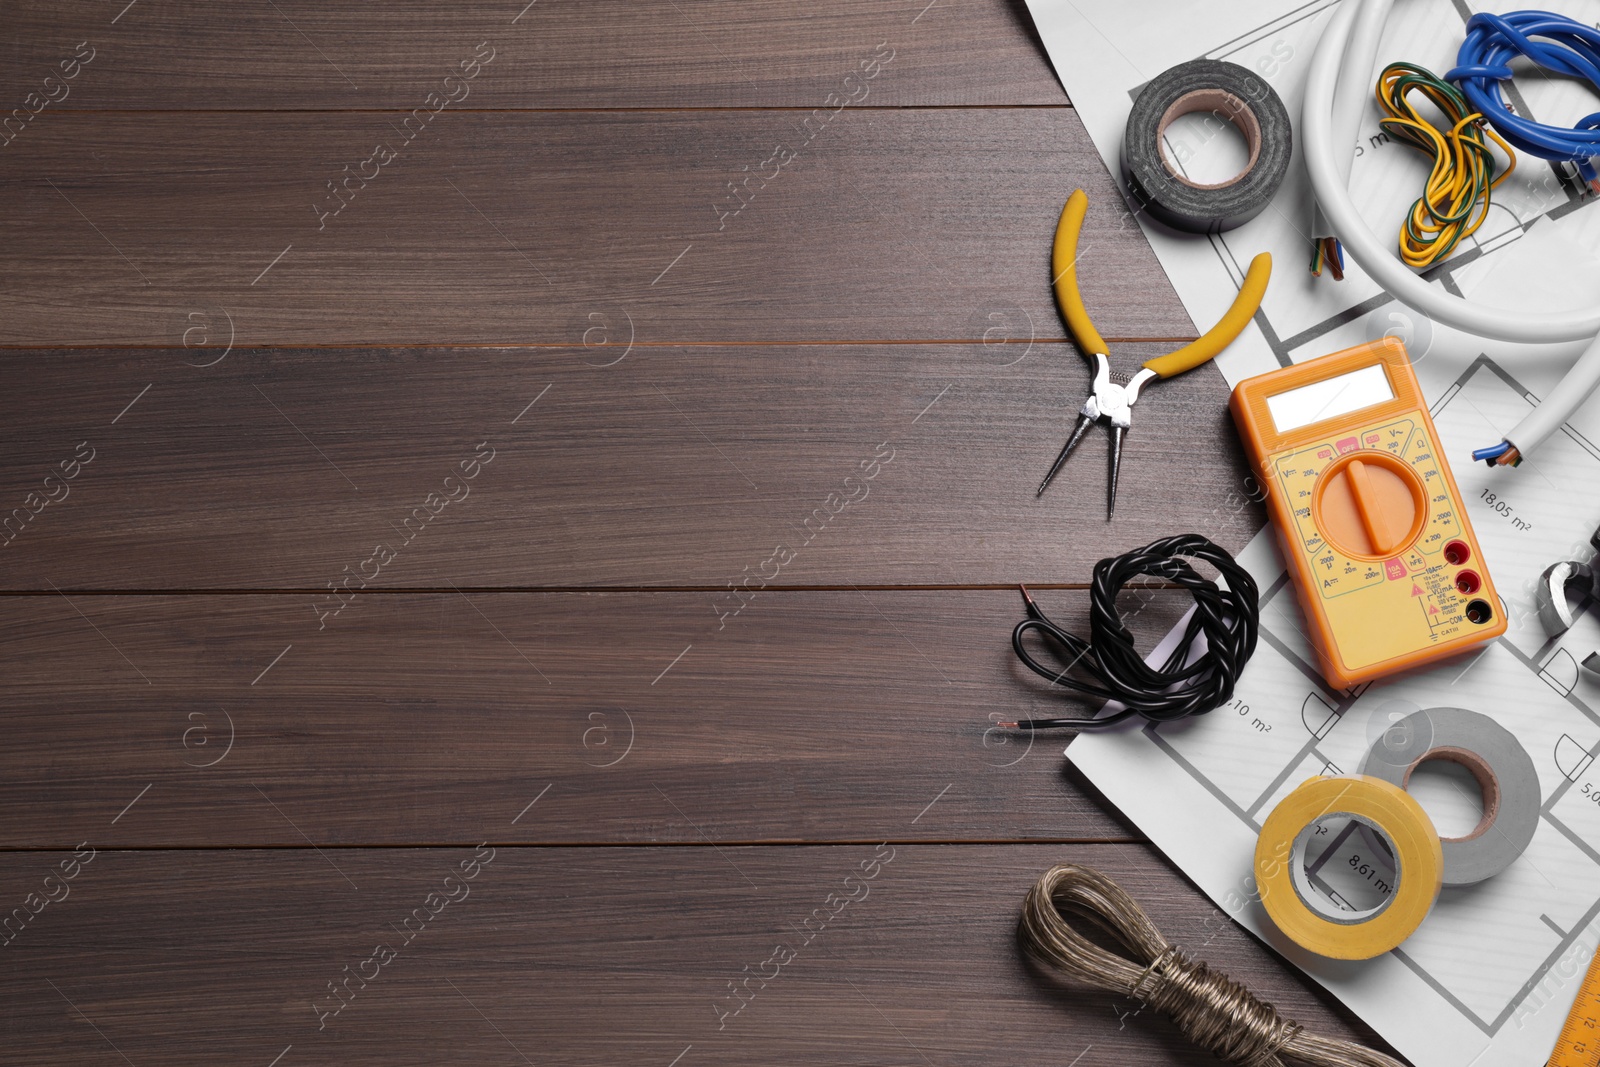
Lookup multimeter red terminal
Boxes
[1230,338,1505,689]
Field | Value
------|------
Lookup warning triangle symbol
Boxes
[1411,584,1424,597]
[1428,605,1440,615]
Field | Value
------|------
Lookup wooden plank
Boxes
[0,587,1223,849]
[0,0,1065,111]
[0,344,1261,590]
[0,843,1386,1065]
[0,110,1191,346]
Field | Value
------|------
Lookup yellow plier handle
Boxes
[1050,188,1272,378]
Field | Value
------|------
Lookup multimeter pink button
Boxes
[1384,558,1407,580]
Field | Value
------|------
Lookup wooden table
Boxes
[0,2,1396,1062]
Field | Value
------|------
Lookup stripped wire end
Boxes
[1580,158,1600,195]
[1325,237,1345,281]
[1472,440,1511,465]
[1019,584,1038,612]
[1311,236,1344,279]
[995,721,1020,730]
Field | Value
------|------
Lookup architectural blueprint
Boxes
[1021,1,1600,1063]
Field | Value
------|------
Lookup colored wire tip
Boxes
[1580,158,1600,192]
[1471,441,1511,463]
[1018,584,1037,608]
[995,722,1019,730]
[1308,237,1345,279]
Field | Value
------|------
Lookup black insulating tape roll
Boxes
[1121,59,1292,234]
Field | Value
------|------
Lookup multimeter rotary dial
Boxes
[1312,450,1427,558]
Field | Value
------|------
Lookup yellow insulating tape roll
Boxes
[1255,776,1443,960]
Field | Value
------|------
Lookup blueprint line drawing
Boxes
[1133,354,1600,1036]
[1020,0,1600,1062]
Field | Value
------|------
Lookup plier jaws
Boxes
[1037,356,1158,514]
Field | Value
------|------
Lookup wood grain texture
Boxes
[0,588,1219,849]
[0,6,1349,1064]
[0,844,1389,1066]
[0,0,1065,111]
[0,110,1192,346]
[0,344,1263,590]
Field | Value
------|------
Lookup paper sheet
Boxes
[1020,1,1600,1063]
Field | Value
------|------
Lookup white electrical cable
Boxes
[1311,0,1390,243]
[1304,0,1600,462]
[1333,0,1392,187]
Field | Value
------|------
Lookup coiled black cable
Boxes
[1006,534,1259,730]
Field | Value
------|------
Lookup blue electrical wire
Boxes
[1472,441,1512,463]
[1447,10,1600,190]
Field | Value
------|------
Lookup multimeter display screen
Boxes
[1265,364,1394,433]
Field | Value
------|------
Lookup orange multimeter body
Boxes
[1230,338,1505,689]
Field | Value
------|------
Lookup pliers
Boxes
[1536,520,1600,675]
[1038,189,1273,516]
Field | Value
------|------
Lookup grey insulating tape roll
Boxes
[1360,707,1540,886]
[1121,59,1292,234]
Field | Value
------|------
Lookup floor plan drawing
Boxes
[1021,0,1600,1062]
[1146,354,1600,1034]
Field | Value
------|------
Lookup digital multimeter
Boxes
[1230,338,1505,689]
